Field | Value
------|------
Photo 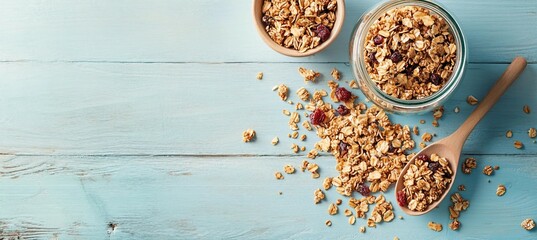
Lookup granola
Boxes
[467,95,478,105]
[314,188,325,204]
[296,87,311,101]
[483,165,493,176]
[529,128,536,138]
[242,129,256,142]
[461,157,477,174]
[328,203,338,215]
[363,6,457,100]
[523,105,531,114]
[514,140,524,149]
[261,0,337,53]
[496,184,506,196]
[275,171,284,180]
[313,104,415,197]
[521,218,535,231]
[257,72,263,80]
[400,153,452,212]
[278,84,289,101]
[284,164,296,174]
[299,67,321,82]
[447,192,469,232]
[428,222,443,232]
[331,68,341,80]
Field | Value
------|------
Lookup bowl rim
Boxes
[253,0,346,57]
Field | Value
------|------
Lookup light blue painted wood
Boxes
[0,0,535,239]
[0,63,536,155]
[0,0,534,63]
[0,154,536,239]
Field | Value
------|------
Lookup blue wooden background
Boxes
[0,0,536,239]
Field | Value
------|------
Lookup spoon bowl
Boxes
[395,57,527,216]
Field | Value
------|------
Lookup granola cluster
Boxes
[364,6,457,100]
[400,153,452,212]
[313,104,415,196]
[448,192,469,230]
[261,0,337,52]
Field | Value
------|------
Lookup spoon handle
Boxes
[453,57,527,142]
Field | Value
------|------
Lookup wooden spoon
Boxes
[395,57,527,216]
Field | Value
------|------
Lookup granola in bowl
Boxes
[254,0,345,56]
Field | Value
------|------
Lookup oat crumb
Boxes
[521,218,535,230]
[256,72,263,80]
[242,129,256,142]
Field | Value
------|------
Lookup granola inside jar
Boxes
[350,0,467,114]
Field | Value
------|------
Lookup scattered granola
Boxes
[400,153,452,212]
[300,134,307,141]
[428,222,443,232]
[523,105,531,114]
[242,129,256,142]
[467,95,478,105]
[314,188,325,204]
[496,184,506,196]
[336,199,342,205]
[296,87,311,101]
[348,215,356,225]
[344,208,353,217]
[359,226,366,233]
[272,137,279,145]
[323,177,332,190]
[331,68,341,80]
[290,131,299,139]
[302,121,313,131]
[420,119,426,124]
[448,192,469,231]
[506,130,513,138]
[299,67,321,82]
[328,203,339,215]
[284,164,296,174]
[461,157,477,174]
[413,126,419,135]
[349,80,359,89]
[422,132,433,142]
[275,171,284,180]
[314,104,415,197]
[257,72,263,80]
[278,84,289,101]
[521,218,535,231]
[363,6,457,100]
[529,128,536,138]
[514,140,524,149]
[483,165,494,176]
[449,219,460,231]
[283,109,291,116]
[262,0,337,53]
[325,220,332,227]
[296,102,304,110]
[291,143,300,153]
[458,184,466,191]
[307,149,318,159]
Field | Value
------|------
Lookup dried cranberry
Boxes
[416,153,430,162]
[337,105,350,116]
[388,143,396,153]
[373,35,384,45]
[429,73,442,85]
[405,64,416,75]
[315,24,331,42]
[390,51,403,63]
[356,183,371,196]
[368,52,377,63]
[261,15,272,26]
[396,190,407,207]
[339,141,349,156]
[310,108,326,126]
[335,87,352,102]
[428,162,440,173]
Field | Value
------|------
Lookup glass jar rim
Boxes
[350,0,467,110]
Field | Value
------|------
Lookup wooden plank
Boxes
[0,154,535,239]
[0,0,535,63]
[0,62,535,155]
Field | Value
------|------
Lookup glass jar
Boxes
[350,0,467,114]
